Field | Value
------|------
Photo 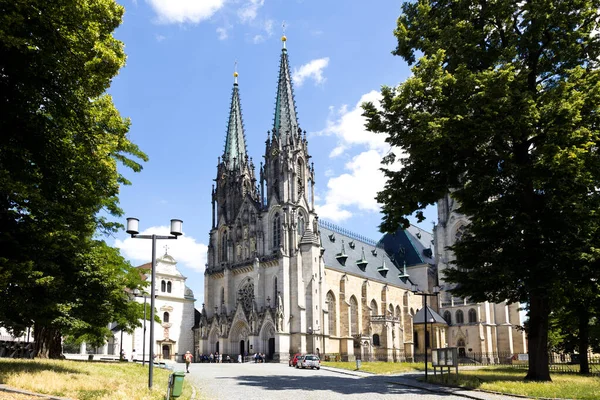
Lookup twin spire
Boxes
[222,35,299,167]
[273,34,299,145]
[222,67,247,171]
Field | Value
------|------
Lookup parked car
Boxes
[289,353,302,367]
[297,354,320,369]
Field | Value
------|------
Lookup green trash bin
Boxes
[170,371,185,398]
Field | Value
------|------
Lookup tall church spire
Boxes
[272,35,299,146]
[223,70,247,170]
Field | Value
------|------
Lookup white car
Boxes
[296,354,320,369]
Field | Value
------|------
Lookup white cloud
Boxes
[253,34,265,44]
[147,0,225,24]
[115,226,208,272]
[155,34,166,42]
[238,0,264,23]
[292,57,330,87]
[315,90,389,157]
[316,150,387,222]
[314,91,405,223]
[216,27,229,40]
[263,19,274,36]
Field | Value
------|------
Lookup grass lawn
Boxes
[321,360,425,374]
[0,359,195,400]
[425,367,600,400]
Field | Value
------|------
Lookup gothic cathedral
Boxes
[195,37,527,363]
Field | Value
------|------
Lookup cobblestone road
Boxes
[183,362,526,400]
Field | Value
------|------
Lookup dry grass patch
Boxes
[426,367,600,400]
[321,361,424,374]
[0,359,194,400]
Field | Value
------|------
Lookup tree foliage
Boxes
[363,0,600,381]
[0,0,148,357]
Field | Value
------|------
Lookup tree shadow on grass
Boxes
[0,360,82,383]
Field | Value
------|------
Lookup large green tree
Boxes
[363,0,600,381]
[0,0,147,357]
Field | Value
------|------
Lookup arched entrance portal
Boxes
[209,327,219,354]
[268,338,275,359]
[229,321,250,359]
[259,322,276,360]
[162,344,170,360]
[457,338,466,357]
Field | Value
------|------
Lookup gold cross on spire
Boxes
[281,21,287,48]
[233,60,238,83]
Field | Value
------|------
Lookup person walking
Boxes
[184,351,193,373]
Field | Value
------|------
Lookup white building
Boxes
[123,252,196,362]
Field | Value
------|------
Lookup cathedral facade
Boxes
[194,37,526,363]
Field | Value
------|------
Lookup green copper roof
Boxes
[223,82,247,170]
[273,48,299,144]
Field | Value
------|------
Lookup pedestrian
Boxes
[184,351,193,373]
[131,349,137,362]
[218,353,222,363]
[210,353,214,363]
[238,354,242,363]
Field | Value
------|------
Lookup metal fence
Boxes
[322,350,600,375]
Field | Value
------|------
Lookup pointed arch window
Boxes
[220,287,225,306]
[221,231,228,261]
[298,215,305,237]
[370,300,378,317]
[163,312,170,323]
[297,159,305,198]
[327,291,336,336]
[443,311,452,325]
[274,277,278,307]
[350,296,358,335]
[456,310,464,324]
[468,308,477,324]
[273,213,281,250]
[167,281,172,293]
[455,225,466,243]
[161,280,166,292]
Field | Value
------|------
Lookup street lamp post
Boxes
[412,284,441,382]
[133,290,148,366]
[126,218,182,390]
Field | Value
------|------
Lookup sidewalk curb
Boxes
[319,366,373,378]
[0,384,73,400]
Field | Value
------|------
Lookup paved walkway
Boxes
[183,362,531,400]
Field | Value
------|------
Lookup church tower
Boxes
[261,34,317,253]
[207,70,260,276]
[260,35,321,356]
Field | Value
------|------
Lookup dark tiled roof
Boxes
[379,225,435,267]
[318,222,412,289]
[413,305,448,325]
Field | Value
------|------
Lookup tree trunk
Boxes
[525,294,551,381]
[578,306,590,374]
[33,323,63,359]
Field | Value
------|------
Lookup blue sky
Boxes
[111,0,437,301]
